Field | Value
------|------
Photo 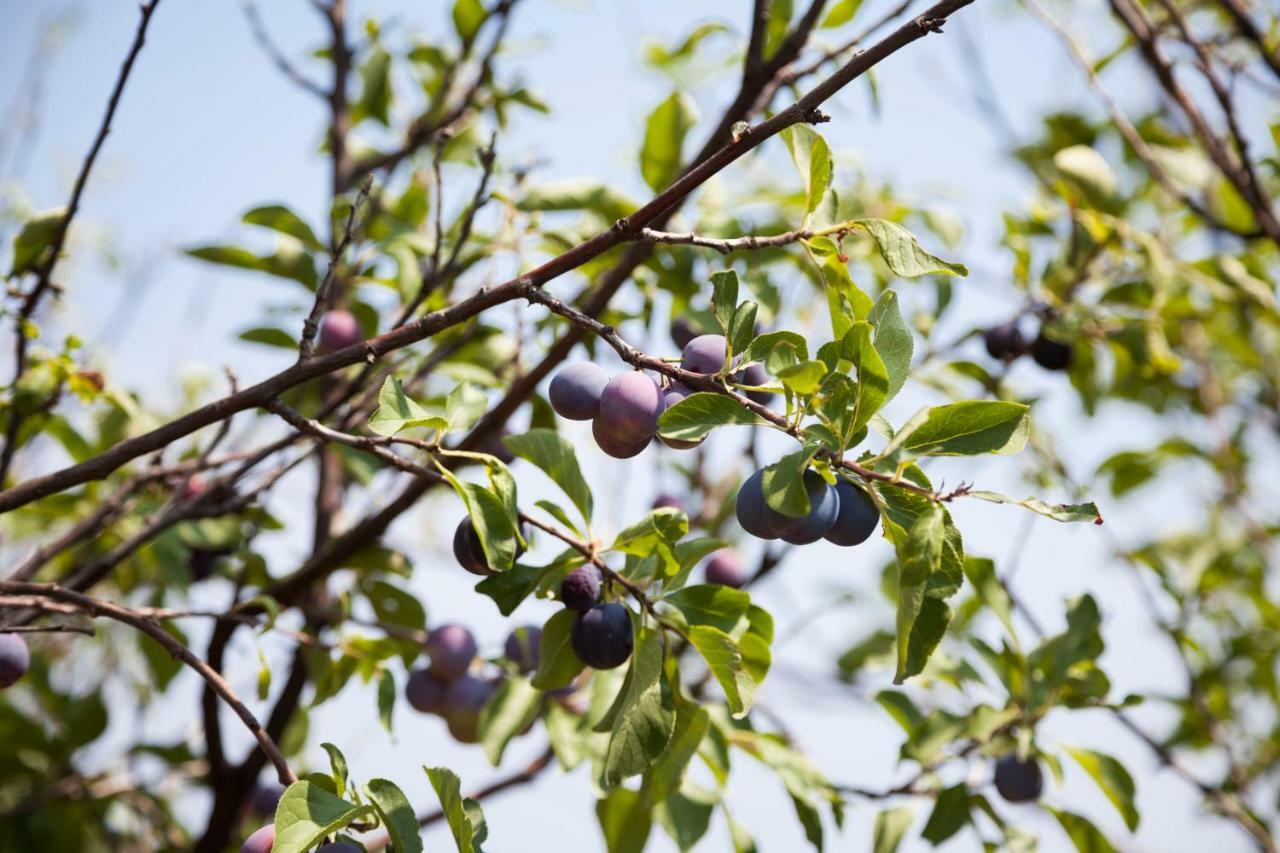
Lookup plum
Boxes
[0,634,30,688]
[993,755,1044,803]
[769,470,839,545]
[405,668,449,714]
[318,309,362,353]
[597,372,665,443]
[504,625,541,673]
[983,322,1025,361]
[480,427,516,464]
[740,363,774,405]
[592,416,652,459]
[240,824,275,853]
[452,518,525,576]
[560,566,601,612]
[549,362,609,421]
[705,549,746,588]
[681,334,729,375]
[245,783,283,820]
[425,624,477,680]
[824,481,879,547]
[571,603,634,670]
[651,493,683,511]
[670,317,698,349]
[188,549,220,582]
[180,474,207,501]
[734,469,779,540]
[1031,332,1072,371]
[444,674,496,743]
[658,383,703,450]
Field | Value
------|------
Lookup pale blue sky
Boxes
[0,1,1262,850]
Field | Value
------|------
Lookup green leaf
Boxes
[962,557,1015,641]
[366,778,423,853]
[822,0,864,27]
[776,360,828,395]
[442,472,519,572]
[368,377,448,437]
[921,784,969,845]
[10,207,66,276]
[894,505,944,683]
[658,392,768,441]
[1051,808,1119,853]
[729,301,758,358]
[1053,145,1118,209]
[319,743,349,796]
[761,449,818,517]
[354,46,392,126]
[272,781,373,853]
[185,243,318,289]
[377,669,395,732]
[238,326,298,349]
[872,807,914,853]
[452,0,486,42]
[656,789,716,852]
[641,92,697,192]
[611,508,688,576]
[445,382,489,431]
[597,787,653,853]
[604,628,675,785]
[531,609,585,690]
[648,698,711,801]
[856,219,968,278]
[968,491,1103,524]
[479,676,542,766]
[425,766,480,853]
[503,429,593,524]
[883,401,1029,458]
[781,126,833,216]
[746,331,808,364]
[711,269,739,335]
[662,584,750,634]
[242,204,323,251]
[841,321,888,435]
[517,178,637,221]
[809,239,874,339]
[688,625,755,717]
[868,290,913,402]
[1066,747,1139,831]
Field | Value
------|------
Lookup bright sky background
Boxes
[0,0,1264,850]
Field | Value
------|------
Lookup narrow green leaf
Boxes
[1051,808,1119,853]
[872,807,914,853]
[868,290,913,402]
[856,218,967,277]
[711,269,739,335]
[921,784,969,845]
[688,625,755,718]
[368,377,448,437]
[503,429,593,524]
[883,401,1030,458]
[242,204,323,251]
[10,207,66,276]
[425,766,478,853]
[968,491,1103,524]
[641,92,697,192]
[479,676,542,766]
[1066,747,1139,831]
[366,778,423,853]
[604,628,675,785]
[531,609,585,690]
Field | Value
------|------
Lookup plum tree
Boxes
[240,824,275,853]
[444,674,497,743]
[548,362,609,421]
[452,518,525,576]
[424,624,477,681]
[592,416,652,458]
[405,668,449,715]
[596,372,665,443]
[823,481,879,547]
[571,602,634,670]
[983,321,1025,361]
[704,549,746,588]
[504,625,541,673]
[658,384,703,449]
[560,566,601,612]
[0,633,30,688]
[734,469,780,541]
[993,755,1044,803]
[317,308,362,353]
[1031,331,1072,371]
[681,334,729,374]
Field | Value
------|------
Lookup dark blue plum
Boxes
[735,469,779,540]
[405,668,449,714]
[571,603,634,670]
[425,624,477,680]
[768,470,838,545]
[824,481,880,547]
[240,824,275,853]
[681,334,728,375]
[651,493,683,511]
[740,363,774,405]
[245,784,283,820]
[549,362,609,420]
[983,322,1025,361]
[452,518,525,576]
[504,625,541,673]
[318,309,362,353]
[597,372,665,443]
[994,755,1044,803]
[1031,332,1072,371]
[0,633,30,688]
[560,566,601,612]
[444,674,497,743]
[592,415,652,458]
[705,549,746,588]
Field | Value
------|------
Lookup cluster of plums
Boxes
[403,621,541,743]
[558,566,634,670]
[548,333,771,460]
[735,468,879,547]
[983,321,1072,371]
